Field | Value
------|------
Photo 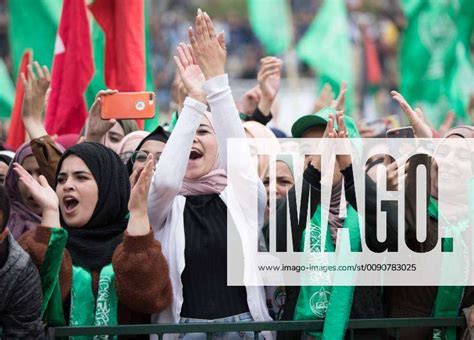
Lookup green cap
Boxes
[291,107,359,138]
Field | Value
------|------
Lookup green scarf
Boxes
[41,227,67,326]
[39,228,119,339]
[70,264,118,340]
[429,197,467,340]
[168,111,178,132]
[294,203,361,340]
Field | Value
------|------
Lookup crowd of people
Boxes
[145,0,405,119]
[0,8,474,340]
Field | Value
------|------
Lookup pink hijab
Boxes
[179,113,226,196]
[243,121,278,177]
[117,131,148,155]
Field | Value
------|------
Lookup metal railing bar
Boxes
[50,317,465,337]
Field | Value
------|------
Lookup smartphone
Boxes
[386,127,415,161]
[101,92,155,120]
[386,127,415,138]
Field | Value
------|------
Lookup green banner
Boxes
[247,0,292,55]
[400,0,474,127]
[0,58,15,118]
[144,0,160,132]
[8,0,62,76]
[296,0,354,114]
[85,18,106,108]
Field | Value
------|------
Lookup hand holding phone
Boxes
[386,127,415,163]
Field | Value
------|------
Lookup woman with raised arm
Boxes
[384,92,474,340]
[148,10,272,340]
[16,142,172,335]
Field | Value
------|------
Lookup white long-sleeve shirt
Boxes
[148,74,273,340]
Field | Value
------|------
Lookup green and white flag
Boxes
[400,0,474,127]
[0,58,15,119]
[247,0,292,55]
[144,0,160,132]
[296,0,354,114]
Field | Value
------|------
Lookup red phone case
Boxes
[101,92,155,120]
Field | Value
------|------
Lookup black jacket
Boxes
[0,233,43,339]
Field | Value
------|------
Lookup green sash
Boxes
[41,227,68,326]
[38,227,119,339]
[429,197,467,340]
[70,264,119,340]
[294,203,361,340]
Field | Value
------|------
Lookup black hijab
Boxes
[0,154,12,165]
[126,125,169,174]
[55,142,130,271]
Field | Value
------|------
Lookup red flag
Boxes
[45,0,93,135]
[363,31,382,86]
[6,50,32,150]
[89,0,145,128]
[89,0,145,92]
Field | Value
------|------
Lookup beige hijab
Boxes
[243,121,278,178]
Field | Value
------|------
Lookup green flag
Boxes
[0,58,15,119]
[247,0,292,55]
[144,0,160,132]
[85,19,106,108]
[400,0,474,127]
[296,0,354,113]
[8,0,62,76]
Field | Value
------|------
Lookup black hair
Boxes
[0,185,10,231]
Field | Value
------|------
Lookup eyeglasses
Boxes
[119,151,134,164]
[130,150,162,164]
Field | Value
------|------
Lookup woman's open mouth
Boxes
[63,196,79,214]
[189,149,203,161]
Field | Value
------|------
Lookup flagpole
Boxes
[284,0,299,91]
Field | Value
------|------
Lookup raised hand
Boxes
[173,43,207,103]
[257,57,282,115]
[391,91,433,138]
[85,89,117,143]
[237,85,261,116]
[127,154,154,236]
[438,110,455,137]
[21,61,51,139]
[310,114,337,171]
[313,83,334,113]
[383,156,409,192]
[128,153,154,213]
[334,111,352,170]
[331,82,347,111]
[21,62,51,121]
[129,162,145,188]
[188,9,226,80]
[13,163,60,227]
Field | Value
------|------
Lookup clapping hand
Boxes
[127,154,155,236]
[173,43,207,103]
[188,9,226,80]
[13,163,60,228]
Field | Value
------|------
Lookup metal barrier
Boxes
[44,317,466,339]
